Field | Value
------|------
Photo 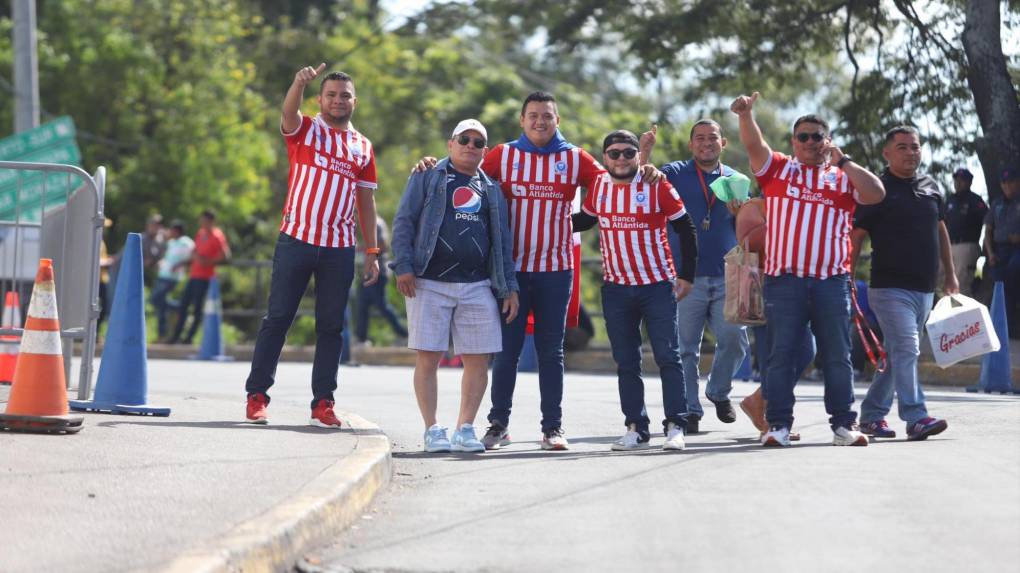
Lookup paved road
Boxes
[305,366,1020,573]
[1,359,362,573]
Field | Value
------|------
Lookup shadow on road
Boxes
[93,419,353,434]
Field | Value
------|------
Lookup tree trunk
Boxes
[963,0,1020,203]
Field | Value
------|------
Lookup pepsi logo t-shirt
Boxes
[421,167,491,282]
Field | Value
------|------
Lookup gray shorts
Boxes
[406,278,502,355]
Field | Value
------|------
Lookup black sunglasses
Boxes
[795,132,826,143]
[606,148,638,160]
[456,135,486,149]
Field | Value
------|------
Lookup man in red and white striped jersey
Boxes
[478,92,605,451]
[572,130,699,451]
[244,63,381,429]
[731,91,884,448]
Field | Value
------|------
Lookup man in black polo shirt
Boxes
[945,168,988,296]
[851,126,956,442]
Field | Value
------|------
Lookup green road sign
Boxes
[0,117,77,160]
[0,117,85,222]
[0,142,82,189]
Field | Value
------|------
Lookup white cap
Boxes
[451,119,487,141]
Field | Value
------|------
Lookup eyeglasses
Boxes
[795,132,826,143]
[456,135,486,149]
[605,148,638,160]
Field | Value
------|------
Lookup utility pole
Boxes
[13,0,40,133]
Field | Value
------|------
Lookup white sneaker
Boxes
[663,422,686,451]
[541,427,569,450]
[611,424,651,451]
[832,426,869,446]
[451,423,485,452]
[423,424,451,453]
[761,426,791,447]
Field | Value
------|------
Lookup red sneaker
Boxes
[310,400,342,428]
[246,393,269,424]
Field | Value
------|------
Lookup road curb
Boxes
[159,412,392,573]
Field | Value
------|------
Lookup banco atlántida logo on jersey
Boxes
[453,186,482,221]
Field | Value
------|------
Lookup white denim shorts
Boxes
[406,278,502,355]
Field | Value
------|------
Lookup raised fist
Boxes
[295,63,327,86]
[730,92,760,115]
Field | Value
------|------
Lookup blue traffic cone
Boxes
[974,282,1016,394]
[191,277,233,361]
[518,334,538,372]
[70,233,170,416]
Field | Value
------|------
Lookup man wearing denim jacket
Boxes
[391,119,520,454]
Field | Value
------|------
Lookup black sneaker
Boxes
[709,398,737,423]
[686,415,701,434]
[481,422,511,450]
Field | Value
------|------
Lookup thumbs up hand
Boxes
[730,92,760,115]
[294,63,327,87]
[639,123,658,164]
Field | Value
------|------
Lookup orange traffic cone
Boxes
[0,259,83,433]
[0,291,22,384]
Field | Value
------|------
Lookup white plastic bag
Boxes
[925,294,1001,368]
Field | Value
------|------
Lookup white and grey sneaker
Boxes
[541,427,569,450]
[761,425,791,447]
[663,422,686,451]
[832,425,869,446]
[451,423,485,453]
[481,422,511,450]
[423,424,451,453]
[611,424,652,451]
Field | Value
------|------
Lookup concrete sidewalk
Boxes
[0,360,391,573]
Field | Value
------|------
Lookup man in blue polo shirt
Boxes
[641,120,749,433]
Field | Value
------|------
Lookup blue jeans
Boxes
[861,288,933,424]
[764,273,856,431]
[489,270,572,433]
[602,281,688,433]
[676,275,749,416]
[752,325,816,401]
[355,271,407,342]
[245,233,355,408]
[150,277,178,338]
[170,278,210,344]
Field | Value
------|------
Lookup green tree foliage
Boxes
[410,0,1018,185]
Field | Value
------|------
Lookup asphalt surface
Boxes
[2,360,1018,573]
[303,366,1020,573]
[0,359,362,573]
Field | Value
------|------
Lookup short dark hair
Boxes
[170,219,185,233]
[792,114,829,134]
[201,210,216,221]
[521,91,557,116]
[689,119,722,139]
[883,125,920,144]
[320,71,354,94]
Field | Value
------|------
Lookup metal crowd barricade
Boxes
[0,161,105,399]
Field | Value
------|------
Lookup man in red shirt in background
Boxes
[169,210,230,346]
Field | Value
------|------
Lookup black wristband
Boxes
[836,155,852,168]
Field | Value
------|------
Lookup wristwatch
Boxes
[836,154,852,168]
